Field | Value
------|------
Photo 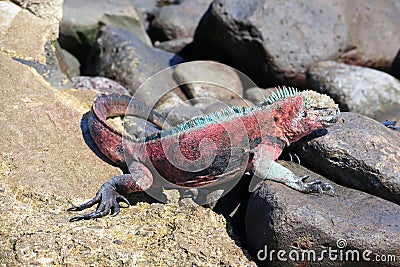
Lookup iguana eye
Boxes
[302,111,307,118]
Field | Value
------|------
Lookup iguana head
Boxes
[300,90,339,127]
[261,87,340,145]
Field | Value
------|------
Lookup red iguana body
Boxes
[69,87,339,221]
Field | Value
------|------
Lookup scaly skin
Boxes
[68,87,339,221]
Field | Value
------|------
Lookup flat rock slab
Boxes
[246,161,400,267]
[307,61,400,118]
[290,112,400,205]
[2,201,256,266]
[0,53,121,204]
[192,0,400,87]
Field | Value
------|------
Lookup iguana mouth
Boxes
[321,111,340,127]
[323,116,338,125]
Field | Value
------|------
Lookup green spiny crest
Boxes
[259,86,299,106]
[145,105,250,142]
[175,106,249,133]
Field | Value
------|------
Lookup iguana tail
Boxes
[88,93,169,167]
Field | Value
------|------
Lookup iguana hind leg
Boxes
[68,161,153,221]
[251,144,335,195]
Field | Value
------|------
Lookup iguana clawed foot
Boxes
[300,175,336,196]
[68,182,130,221]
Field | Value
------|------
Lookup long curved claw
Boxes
[69,210,109,222]
[68,182,130,222]
[110,195,130,217]
[67,192,102,212]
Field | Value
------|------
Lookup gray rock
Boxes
[173,61,244,107]
[154,37,193,53]
[153,89,188,109]
[307,61,400,118]
[157,103,204,126]
[202,98,254,114]
[153,90,204,126]
[129,0,160,29]
[94,26,185,107]
[72,76,130,95]
[202,101,235,114]
[192,0,400,87]
[59,47,80,77]
[149,0,212,42]
[246,161,400,267]
[244,87,278,105]
[225,98,255,108]
[290,112,400,205]
[129,0,159,15]
[59,0,151,66]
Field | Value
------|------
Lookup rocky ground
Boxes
[1,0,400,266]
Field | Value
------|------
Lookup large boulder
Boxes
[289,112,400,205]
[307,61,400,119]
[191,0,400,87]
[59,0,151,70]
[246,161,400,267]
[149,0,212,42]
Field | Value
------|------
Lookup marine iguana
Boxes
[68,87,339,221]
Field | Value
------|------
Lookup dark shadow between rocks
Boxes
[213,174,252,239]
[169,53,186,66]
[211,173,256,262]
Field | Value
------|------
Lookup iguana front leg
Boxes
[251,144,335,194]
[68,161,153,221]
